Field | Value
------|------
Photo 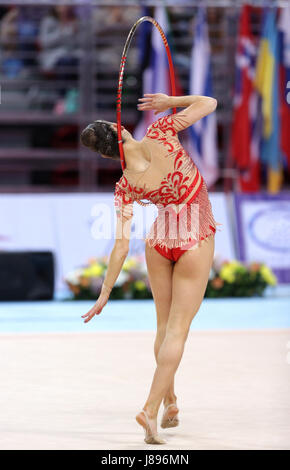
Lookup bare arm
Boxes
[82,200,133,323]
[138,93,217,130]
[101,238,131,296]
[168,94,217,108]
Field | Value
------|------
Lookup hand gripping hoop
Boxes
[116,16,177,206]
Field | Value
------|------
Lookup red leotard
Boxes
[114,113,221,262]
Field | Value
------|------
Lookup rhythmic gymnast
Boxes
[80,92,219,445]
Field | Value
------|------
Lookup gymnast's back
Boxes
[115,112,203,208]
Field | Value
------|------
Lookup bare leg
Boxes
[145,244,177,405]
[136,243,175,437]
[142,235,215,418]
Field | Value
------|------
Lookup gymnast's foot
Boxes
[161,396,179,428]
[136,408,166,445]
[163,393,177,408]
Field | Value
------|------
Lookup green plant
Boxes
[205,260,277,298]
[65,255,152,300]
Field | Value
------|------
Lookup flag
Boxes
[231,4,261,192]
[278,6,290,172]
[133,6,183,141]
[185,7,218,188]
[254,8,283,193]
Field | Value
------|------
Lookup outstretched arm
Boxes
[82,192,134,323]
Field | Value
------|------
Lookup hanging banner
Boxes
[234,192,290,283]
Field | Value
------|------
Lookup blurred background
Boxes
[0,0,289,315]
[1,2,289,452]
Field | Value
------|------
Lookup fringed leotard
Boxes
[114,113,221,262]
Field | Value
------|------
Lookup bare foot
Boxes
[136,409,166,445]
[161,403,179,429]
[163,394,177,408]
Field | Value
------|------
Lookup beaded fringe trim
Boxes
[144,180,222,250]
[177,231,216,254]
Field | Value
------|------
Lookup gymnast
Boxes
[80,92,219,445]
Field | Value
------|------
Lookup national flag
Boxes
[231,4,262,192]
[254,7,283,193]
[278,6,290,172]
[133,6,183,141]
[185,7,219,189]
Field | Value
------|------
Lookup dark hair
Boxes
[80,120,124,161]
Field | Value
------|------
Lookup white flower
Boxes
[209,268,215,280]
[212,254,226,272]
[115,270,130,287]
[65,268,83,285]
[139,262,147,276]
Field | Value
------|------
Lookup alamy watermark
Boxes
[90,200,201,247]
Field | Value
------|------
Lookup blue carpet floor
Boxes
[0,297,289,333]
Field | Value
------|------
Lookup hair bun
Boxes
[80,120,122,160]
[80,125,97,151]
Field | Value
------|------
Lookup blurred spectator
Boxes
[0,6,38,78]
[0,7,24,78]
[38,5,81,74]
[18,7,38,69]
[94,5,140,31]
[93,6,141,69]
[38,5,82,112]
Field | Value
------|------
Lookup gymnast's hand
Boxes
[137,93,169,115]
[81,291,109,322]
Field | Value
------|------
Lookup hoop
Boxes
[116,16,177,206]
